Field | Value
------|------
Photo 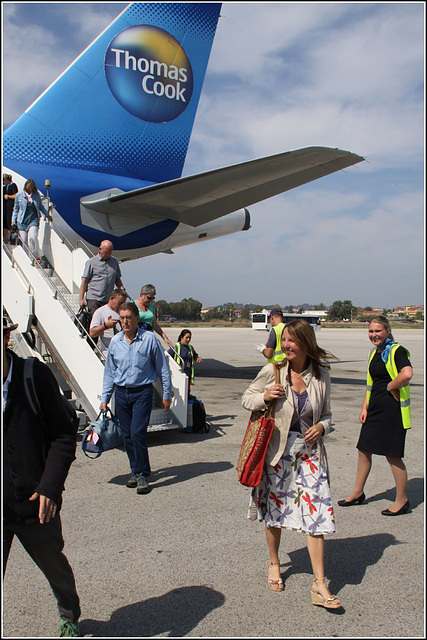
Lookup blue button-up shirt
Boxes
[102,328,171,403]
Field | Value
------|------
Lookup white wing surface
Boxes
[81,146,364,229]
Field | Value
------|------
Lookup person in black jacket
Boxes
[3,316,81,637]
[3,173,18,243]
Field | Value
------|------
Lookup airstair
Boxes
[2,217,188,431]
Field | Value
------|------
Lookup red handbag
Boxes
[236,365,280,487]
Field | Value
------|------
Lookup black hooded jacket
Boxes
[3,350,77,524]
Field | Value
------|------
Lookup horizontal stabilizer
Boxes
[81,146,364,229]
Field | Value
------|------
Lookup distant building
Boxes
[303,309,328,317]
[404,305,424,318]
[357,308,383,317]
[390,305,424,319]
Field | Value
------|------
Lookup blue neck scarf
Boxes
[377,336,395,363]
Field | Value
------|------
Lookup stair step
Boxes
[56,285,69,295]
[147,408,179,432]
[149,408,172,425]
[62,293,81,313]
[147,422,181,433]
[51,281,69,294]
[76,411,88,431]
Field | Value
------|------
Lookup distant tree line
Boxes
[154,298,416,323]
[156,298,202,321]
[327,300,356,321]
[203,303,249,321]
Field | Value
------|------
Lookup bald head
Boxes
[99,240,113,260]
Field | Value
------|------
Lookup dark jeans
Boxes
[114,384,153,477]
[3,515,80,623]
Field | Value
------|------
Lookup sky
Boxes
[2,2,425,309]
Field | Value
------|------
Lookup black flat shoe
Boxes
[337,492,365,507]
[381,500,410,516]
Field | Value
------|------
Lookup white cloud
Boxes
[3,3,424,308]
[2,21,65,123]
[53,3,128,43]
[2,2,127,127]
[303,9,423,102]
[122,186,424,308]
[187,2,424,173]
[211,3,348,79]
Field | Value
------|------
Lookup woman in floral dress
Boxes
[242,319,341,608]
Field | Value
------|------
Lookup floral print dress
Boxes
[248,390,335,536]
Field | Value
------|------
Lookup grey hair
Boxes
[119,302,139,318]
[140,284,156,296]
[110,289,127,300]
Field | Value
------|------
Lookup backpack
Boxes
[9,224,19,245]
[23,358,79,438]
[188,395,209,433]
[75,305,92,337]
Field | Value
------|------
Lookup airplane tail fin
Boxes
[4,2,221,184]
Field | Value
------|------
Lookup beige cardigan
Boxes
[241,361,332,468]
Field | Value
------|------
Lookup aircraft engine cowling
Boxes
[165,208,250,249]
[115,208,251,261]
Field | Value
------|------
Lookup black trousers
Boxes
[3,515,80,623]
[86,299,107,348]
[86,299,107,317]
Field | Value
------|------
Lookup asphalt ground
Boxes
[2,328,424,638]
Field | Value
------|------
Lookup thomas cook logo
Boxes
[104,25,193,123]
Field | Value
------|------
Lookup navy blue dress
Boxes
[357,346,411,458]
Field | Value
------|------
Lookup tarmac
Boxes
[2,328,425,638]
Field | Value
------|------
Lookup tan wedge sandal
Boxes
[268,562,284,592]
[311,577,341,609]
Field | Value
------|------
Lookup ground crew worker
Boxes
[255,308,286,362]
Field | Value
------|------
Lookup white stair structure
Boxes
[3,218,188,431]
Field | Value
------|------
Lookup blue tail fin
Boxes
[4,2,221,184]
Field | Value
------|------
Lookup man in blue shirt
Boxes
[100,302,171,494]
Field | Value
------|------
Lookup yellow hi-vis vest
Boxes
[366,343,411,429]
[267,323,286,363]
[174,343,195,384]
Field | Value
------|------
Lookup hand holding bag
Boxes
[236,364,281,487]
[75,305,91,336]
[81,409,123,459]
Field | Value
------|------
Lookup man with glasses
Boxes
[100,302,171,494]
